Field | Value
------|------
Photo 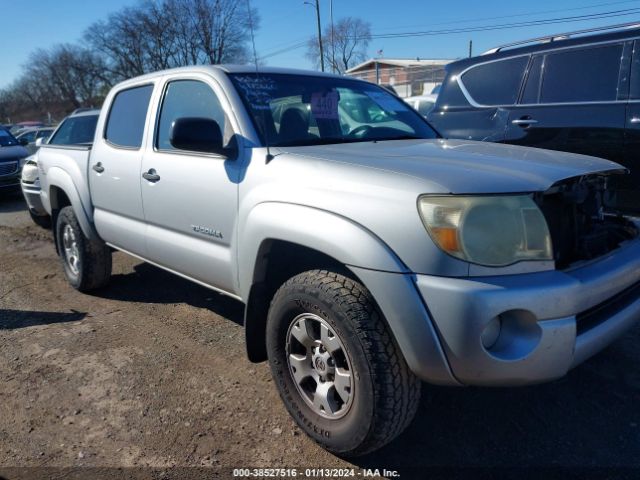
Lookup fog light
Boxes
[481,316,502,350]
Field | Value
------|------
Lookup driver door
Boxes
[140,75,241,293]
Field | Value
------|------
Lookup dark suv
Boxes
[428,22,640,212]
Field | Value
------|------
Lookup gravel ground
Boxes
[1,191,640,479]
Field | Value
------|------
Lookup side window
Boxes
[460,56,528,106]
[521,55,543,104]
[629,40,640,100]
[21,131,37,142]
[540,44,623,103]
[156,80,231,151]
[105,85,154,148]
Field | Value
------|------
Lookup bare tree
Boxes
[85,0,259,81]
[2,0,260,122]
[26,45,107,110]
[306,17,371,74]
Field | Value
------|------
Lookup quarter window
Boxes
[105,85,153,148]
[461,56,528,106]
[540,44,623,103]
[156,80,231,151]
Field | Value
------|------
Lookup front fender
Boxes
[238,202,408,300]
[45,167,98,240]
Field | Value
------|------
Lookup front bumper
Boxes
[416,238,640,386]
[21,179,47,216]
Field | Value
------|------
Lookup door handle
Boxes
[92,162,104,173]
[142,169,161,183]
[512,118,538,127]
[630,117,640,124]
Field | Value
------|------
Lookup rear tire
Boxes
[266,269,420,457]
[55,206,111,292]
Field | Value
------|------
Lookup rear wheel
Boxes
[266,270,420,456]
[55,206,111,291]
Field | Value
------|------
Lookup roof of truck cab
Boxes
[112,65,353,89]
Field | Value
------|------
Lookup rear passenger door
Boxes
[433,56,529,141]
[90,84,155,257]
[140,75,241,293]
[623,39,640,212]
[504,42,629,165]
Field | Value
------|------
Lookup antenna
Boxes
[245,0,274,162]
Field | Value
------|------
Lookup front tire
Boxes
[266,270,420,456]
[55,206,112,292]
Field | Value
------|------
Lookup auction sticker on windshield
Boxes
[311,91,339,119]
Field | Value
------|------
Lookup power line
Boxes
[368,8,640,39]
[258,5,640,62]
[372,0,640,33]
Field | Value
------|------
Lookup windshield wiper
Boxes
[276,136,374,147]
[372,135,424,142]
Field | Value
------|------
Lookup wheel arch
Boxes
[240,202,409,363]
[46,167,98,241]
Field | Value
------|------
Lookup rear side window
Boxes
[540,44,623,103]
[105,85,153,148]
[49,115,99,145]
[460,56,528,106]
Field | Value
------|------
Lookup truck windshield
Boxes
[0,128,19,147]
[229,73,438,147]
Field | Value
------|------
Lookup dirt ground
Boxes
[1,191,640,479]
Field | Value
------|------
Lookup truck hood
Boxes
[277,139,625,194]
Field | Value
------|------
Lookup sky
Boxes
[1,0,639,88]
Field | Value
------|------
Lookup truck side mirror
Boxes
[170,117,231,156]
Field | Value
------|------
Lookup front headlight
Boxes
[21,159,39,183]
[418,195,553,267]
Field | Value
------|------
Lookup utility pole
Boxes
[468,40,473,58]
[305,0,325,72]
[330,0,335,73]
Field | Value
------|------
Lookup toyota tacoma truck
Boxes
[36,66,640,456]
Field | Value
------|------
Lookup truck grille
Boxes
[536,175,638,269]
[0,161,18,176]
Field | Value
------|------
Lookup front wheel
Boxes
[55,206,112,292]
[266,270,421,456]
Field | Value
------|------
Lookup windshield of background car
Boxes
[229,73,438,147]
[49,115,99,145]
[0,128,19,147]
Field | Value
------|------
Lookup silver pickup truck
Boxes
[37,65,640,456]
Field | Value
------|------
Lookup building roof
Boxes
[346,58,455,74]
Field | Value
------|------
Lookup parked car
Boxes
[404,93,438,118]
[36,65,640,456]
[16,127,55,155]
[21,109,99,227]
[10,121,45,136]
[0,127,29,193]
[428,22,640,213]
